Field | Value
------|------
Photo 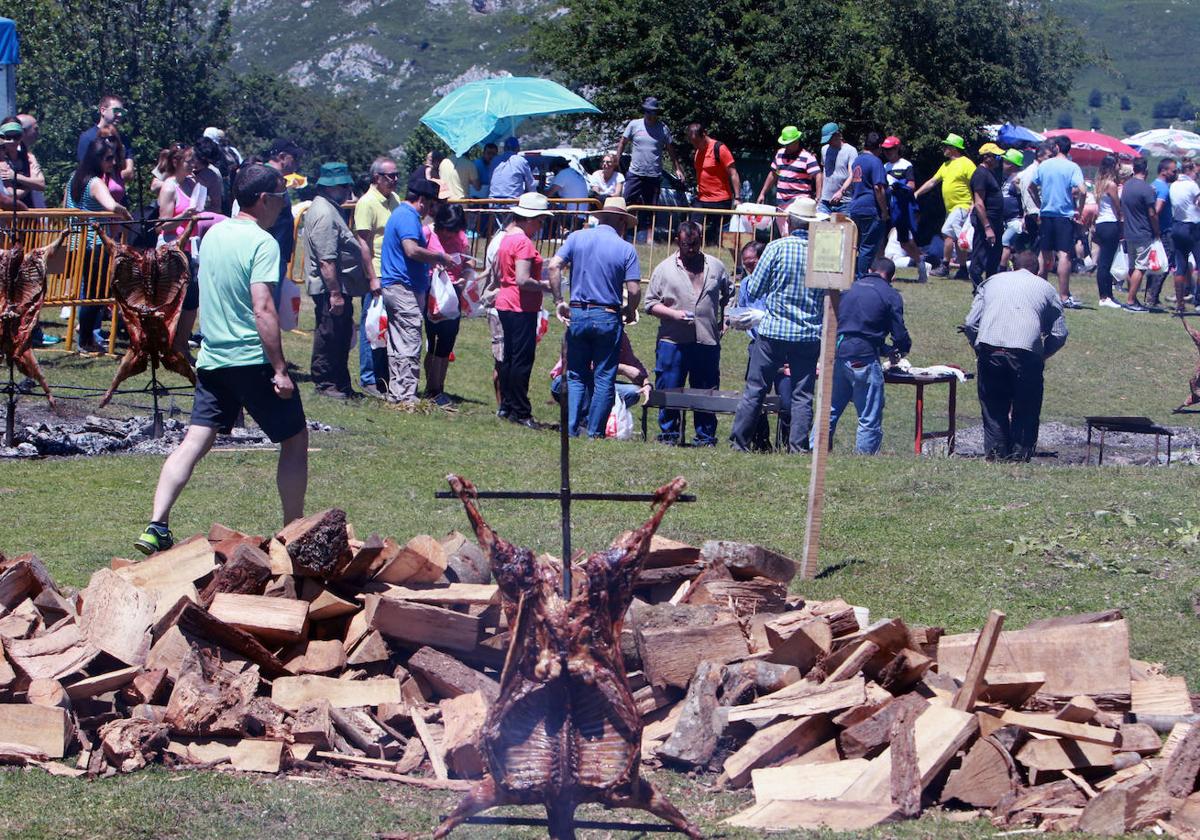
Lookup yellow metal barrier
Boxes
[623,204,786,280]
[1,209,122,353]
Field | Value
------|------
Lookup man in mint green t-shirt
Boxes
[134,164,309,555]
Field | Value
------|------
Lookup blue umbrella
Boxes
[420,77,601,156]
[997,123,1044,147]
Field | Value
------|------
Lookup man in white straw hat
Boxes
[730,196,827,453]
[546,197,642,437]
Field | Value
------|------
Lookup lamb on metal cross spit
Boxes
[0,233,65,409]
[96,221,197,407]
[436,474,702,840]
[1179,316,1200,410]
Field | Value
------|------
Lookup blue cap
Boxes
[821,122,841,144]
[503,136,520,152]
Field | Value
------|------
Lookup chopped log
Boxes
[725,676,866,725]
[336,535,387,581]
[405,646,499,703]
[364,595,482,654]
[27,678,70,710]
[1017,737,1115,771]
[0,742,50,765]
[1133,676,1194,717]
[374,583,500,607]
[411,710,447,780]
[124,669,169,706]
[751,758,870,804]
[889,701,921,818]
[656,660,723,768]
[0,554,58,611]
[941,736,1019,807]
[345,630,390,667]
[823,640,879,683]
[208,593,309,646]
[1024,609,1124,630]
[700,540,796,583]
[156,599,290,678]
[300,579,359,621]
[271,675,401,711]
[395,736,426,774]
[720,713,835,789]
[342,609,370,653]
[276,509,353,578]
[937,620,1131,701]
[373,535,448,585]
[723,659,801,696]
[5,621,99,681]
[231,739,284,773]
[875,649,933,694]
[841,705,979,804]
[62,666,140,702]
[165,670,246,736]
[763,613,831,673]
[1163,722,1195,762]
[1000,710,1119,746]
[0,647,15,692]
[33,589,75,625]
[330,706,395,758]
[839,693,930,759]
[951,609,1005,711]
[0,607,38,641]
[995,779,1088,826]
[440,691,488,778]
[79,568,155,667]
[291,700,334,749]
[440,532,491,584]
[115,536,217,591]
[266,539,293,576]
[634,605,749,691]
[0,704,69,757]
[979,671,1046,707]
[284,640,347,675]
[1170,792,1200,835]
[1078,771,1172,834]
[98,718,169,772]
[724,799,898,831]
[1118,723,1164,755]
[633,565,703,590]
[806,600,861,637]
[198,544,271,607]
[1164,722,1200,798]
[1057,694,1100,723]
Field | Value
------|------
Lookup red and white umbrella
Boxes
[1043,129,1142,167]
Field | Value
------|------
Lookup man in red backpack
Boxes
[687,122,741,243]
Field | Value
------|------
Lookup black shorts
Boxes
[1039,216,1074,254]
[624,173,661,207]
[183,256,200,311]
[425,316,460,358]
[192,363,306,443]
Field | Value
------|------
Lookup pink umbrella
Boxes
[1043,129,1142,167]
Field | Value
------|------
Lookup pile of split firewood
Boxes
[0,510,1197,836]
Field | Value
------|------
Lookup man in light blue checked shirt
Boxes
[731,197,827,453]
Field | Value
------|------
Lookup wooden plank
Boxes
[158,600,290,678]
[0,704,68,757]
[283,640,347,675]
[364,595,482,655]
[763,613,831,673]
[231,739,284,773]
[839,693,930,759]
[4,622,98,681]
[412,710,448,780]
[1000,710,1119,746]
[698,540,797,583]
[824,640,878,683]
[725,799,898,831]
[799,291,840,580]
[300,579,359,621]
[720,714,835,789]
[405,646,499,704]
[79,568,156,667]
[751,758,870,804]
[1017,737,1115,771]
[725,677,865,724]
[198,544,272,607]
[951,609,1005,711]
[841,704,978,804]
[115,536,216,590]
[63,666,141,701]
[271,675,401,711]
[440,691,488,778]
[979,671,1047,707]
[890,701,921,817]
[1164,722,1200,799]
[1057,695,1100,724]
[208,593,309,646]
[1132,676,1193,717]
[0,554,58,610]
[372,583,499,607]
[936,620,1131,700]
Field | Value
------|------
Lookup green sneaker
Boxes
[134,524,174,556]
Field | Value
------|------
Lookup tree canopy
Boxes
[533,0,1086,159]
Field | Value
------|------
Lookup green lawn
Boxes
[1,269,1198,838]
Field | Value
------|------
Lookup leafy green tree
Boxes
[1089,115,1101,131]
[1120,95,1132,111]
[532,0,1085,163]
[1122,118,1142,136]
[1088,88,1103,108]
[1057,112,1074,128]
[398,123,452,179]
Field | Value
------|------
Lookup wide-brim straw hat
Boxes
[513,191,553,218]
[785,196,829,224]
[589,196,637,223]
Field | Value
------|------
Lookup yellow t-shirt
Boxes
[935,156,977,211]
[439,157,464,200]
[352,185,400,278]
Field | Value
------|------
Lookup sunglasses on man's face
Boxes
[379,172,399,180]
[264,190,288,200]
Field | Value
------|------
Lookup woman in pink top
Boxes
[494,193,553,427]
[422,203,472,405]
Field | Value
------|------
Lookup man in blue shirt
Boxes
[379,174,453,406]
[1150,157,1178,308]
[472,142,499,197]
[847,132,890,278]
[825,257,911,454]
[547,197,642,437]
[730,196,826,453]
[1030,136,1085,308]
[488,137,534,201]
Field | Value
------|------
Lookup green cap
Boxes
[316,161,353,187]
[942,132,966,150]
[0,121,22,139]
[777,125,802,146]
[1003,148,1025,167]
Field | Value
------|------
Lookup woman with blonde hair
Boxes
[1092,153,1124,308]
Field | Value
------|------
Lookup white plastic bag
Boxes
[725,306,766,331]
[605,397,634,440]
[364,294,387,349]
[1110,244,1129,284]
[278,279,301,332]
[535,309,549,344]
[957,218,974,252]
[458,268,486,318]
[1148,239,1168,275]
[428,267,460,322]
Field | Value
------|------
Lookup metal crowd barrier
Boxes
[1,209,121,353]
[623,204,787,281]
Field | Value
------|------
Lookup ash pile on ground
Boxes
[952,420,1200,465]
[1,412,332,459]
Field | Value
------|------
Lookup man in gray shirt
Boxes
[963,251,1068,461]
[615,97,685,233]
[818,122,857,215]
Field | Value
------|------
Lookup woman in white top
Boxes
[588,153,624,198]
[1169,158,1200,313]
[1091,154,1123,308]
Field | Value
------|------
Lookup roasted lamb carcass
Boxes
[1180,317,1200,410]
[96,222,197,407]
[436,474,701,840]
[0,234,64,409]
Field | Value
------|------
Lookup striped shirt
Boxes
[771,147,820,205]
[741,231,825,343]
[964,269,1068,358]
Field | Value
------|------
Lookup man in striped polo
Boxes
[758,125,822,236]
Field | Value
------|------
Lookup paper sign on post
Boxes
[805,220,857,290]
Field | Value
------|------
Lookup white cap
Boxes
[202,126,225,142]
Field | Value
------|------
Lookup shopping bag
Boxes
[364,294,387,349]
[278,279,301,332]
[535,309,549,344]
[458,267,487,318]
[1110,243,1129,284]
[957,218,974,252]
[428,267,460,322]
[1148,239,1168,274]
[605,397,634,440]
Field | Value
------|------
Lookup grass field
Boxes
[1,266,1198,838]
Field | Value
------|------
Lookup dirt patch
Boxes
[952,420,1200,466]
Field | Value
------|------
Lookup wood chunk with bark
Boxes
[1164,723,1200,798]
[686,577,787,617]
[331,706,396,758]
[1118,723,1164,755]
[655,660,724,768]
[276,509,353,578]
[123,669,169,706]
[198,544,272,607]
[0,553,59,611]
[373,535,448,585]
[79,568,156,667]
[840,693,930,760]
[164,669,246,736]
[364,594,482,654]
[889,701,921,818]
[156,599,290,678]
[876,648,933,694]
[634,604,750,691]
[4,621,99,682]
[98,718,169,772]
[764,613,831,674]
[27,678,70,710]
[405,646,499,703]
[440,691,488,778]
[995,780,1088,826]
[942,736,1019,807]
[699,540,797,583]
[720,714,836,789]
[1079,771,1172,834]
[292,700,335,749]
[440,532,491,584]
[951,609,1005,711]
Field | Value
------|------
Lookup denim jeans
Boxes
[851,213,886,278]
[551,375,640,410]
[358,293,383,387]
[731,336,819,453]
[654,339,721,444]
[827,357,885,454]
[566,308,623,437]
